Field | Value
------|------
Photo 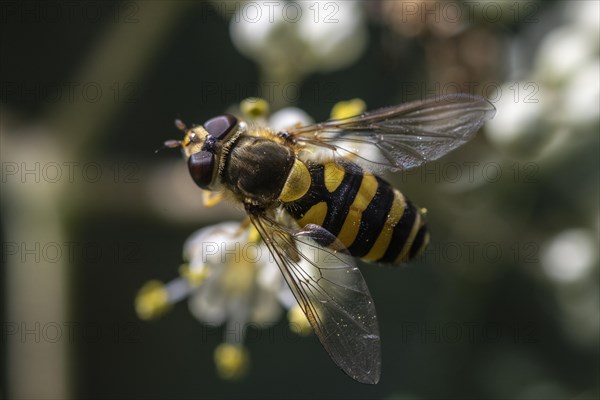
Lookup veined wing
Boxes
[287,94,496,172]
[249,212,381,384]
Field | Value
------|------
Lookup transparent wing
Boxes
[288,94,496,172]
[249,212,381,384]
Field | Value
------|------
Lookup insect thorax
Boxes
[222,135,295,204]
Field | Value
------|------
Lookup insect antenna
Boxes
[155,118,188,153]
[155,139,182,153]
[174,119,187,131]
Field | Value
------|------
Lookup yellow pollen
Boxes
[214,343,249,380]
[135,280,170,320]
[288,305,312,336]
[241,97,269,119]
[330,98,367,119]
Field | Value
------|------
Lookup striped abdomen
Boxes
[279,160,429,265]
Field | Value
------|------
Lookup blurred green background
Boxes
[1,1,598,399]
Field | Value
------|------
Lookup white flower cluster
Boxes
[183,222,295,329]
[135,221,310,380]
[229,1,367,78]
[486,1,599,159]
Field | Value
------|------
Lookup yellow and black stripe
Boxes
[280,160,429,265]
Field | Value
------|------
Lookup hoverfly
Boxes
[164,94,496,384]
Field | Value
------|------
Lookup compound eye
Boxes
[203,114,238,141]
[187,151,215,189]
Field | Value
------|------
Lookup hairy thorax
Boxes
[222,136,295,205]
